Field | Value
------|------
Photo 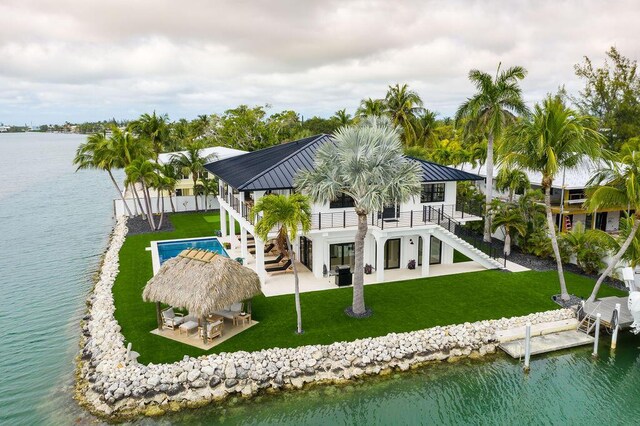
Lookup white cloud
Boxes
[0,0,639,123]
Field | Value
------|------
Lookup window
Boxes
[421,183,445,203]
[330,193,355,209]
[329,242,355,269]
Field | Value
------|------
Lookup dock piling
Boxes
[611,303,621,350]
[523,322,531,372]
[592,313,601,358]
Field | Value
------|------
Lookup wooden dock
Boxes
[499,330,594,358]
[582,296,633,329]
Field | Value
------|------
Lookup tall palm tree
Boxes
[356,98,385,118]
[296,117,422,316]
[585,151,640,301]
[384,83,425,146]
[413,109,439,148]
[170,144,216,211]
[495,168,530,202]
[129,111,169,161]
[158,163,179,212]
[198,175,218,212]
[490,200,527,256]
[73,131,133,216]
[501,95,606,301]
[455,63,529,242]
[333,109,353,126]
[252,194,311,334]
[126,158,160,230]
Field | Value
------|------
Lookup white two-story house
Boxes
[206,134,503,285]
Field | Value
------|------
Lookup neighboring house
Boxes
[114,146,246,215]
[206,134,502,285]
[460,160,627,234]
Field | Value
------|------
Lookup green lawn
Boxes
[113,212,626,364]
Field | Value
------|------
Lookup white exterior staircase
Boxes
[432,227,505,270]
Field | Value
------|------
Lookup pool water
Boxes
[157,237,228,264]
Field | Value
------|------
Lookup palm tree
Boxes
[384,83,425,146]
[252,194,311,334]
[356,98,385,118]
[199,175,218,212]
[159,163,178,212]
[170,144,216,211]
[126,158,160,230]
[413,109,439,148]
[73,131,133,216]
[501,95,606,301]
[495,168,530,202]
[559,222,616,275]
[129,111,169,160]
[296,117,422,316]
[333,109,353,126]
[455,63,529,242]
[585,151,640,301]
[490,200,526,256]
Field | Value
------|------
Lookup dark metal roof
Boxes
[408,157,485,182]
[206,135,483,191]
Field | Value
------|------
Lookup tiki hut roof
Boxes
[142,249,262,317]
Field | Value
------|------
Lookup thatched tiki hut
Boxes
[143,248,262,343]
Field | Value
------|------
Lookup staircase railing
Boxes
[576,301,602,335]
[427,206,506,266]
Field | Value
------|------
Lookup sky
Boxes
[1,0,639,125]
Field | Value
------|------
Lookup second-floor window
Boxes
[330,193,355,209]
[421,183,445,203]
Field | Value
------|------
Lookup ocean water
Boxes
[1,132,639,426]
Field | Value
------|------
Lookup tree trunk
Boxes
[193,176,199,211]
[352,212,368,315]
[156,189,161,214]
[131,184,146,220]
[587,217,640,302]
[169,191,176,213]
[204,194,208,212]
[286,234,303,334]
[158,190,165,230]
[484,132,495,242]
[545,184,569,301]
[129,183,139,216]
[201,315,207,344]
[155,302,163,330]
[142,182,156,230]
[504,226,511,256]
[107,169,133,216]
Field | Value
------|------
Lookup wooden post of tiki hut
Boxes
[142,248,262,344]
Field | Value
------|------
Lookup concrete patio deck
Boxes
[222,235,530,297]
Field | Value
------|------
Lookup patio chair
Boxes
[249,242,275,255]
[265,259,292,273]
[214,302,244,321]
[264,253,284,265]
[161,307,185,330]
[199,319,224,342]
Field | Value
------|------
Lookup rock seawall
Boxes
[76,217,575,421]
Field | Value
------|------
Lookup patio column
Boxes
[229,214,236,248]
[421,234,430,277]
[375,236,386,283]
[254,236,266,284]
[220,203,227,237]
[240,226,248,260]
[155,302,163,330]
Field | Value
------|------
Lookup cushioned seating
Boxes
[214,302,243,320]
[161,307,185,330]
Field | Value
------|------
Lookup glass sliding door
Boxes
[299,236,312,270]
[329,242,355,270]
[384,238,401,269]
[417,236,442,265]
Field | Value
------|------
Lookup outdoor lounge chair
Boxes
[199,319,224,342]
[249,243,275,255]
[264,253,284,264]
[214,302,244,321]
[161,307,185,330]
[265,259,292,273]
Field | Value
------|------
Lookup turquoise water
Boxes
[157,238,228,264]
[1,132,639,425]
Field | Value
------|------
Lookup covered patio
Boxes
[143,248,262,349]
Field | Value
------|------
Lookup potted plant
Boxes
[407,259,416,270]
[364,264,373,274]
[223,242,231,249]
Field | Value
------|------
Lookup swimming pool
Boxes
[156,237,229,265]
